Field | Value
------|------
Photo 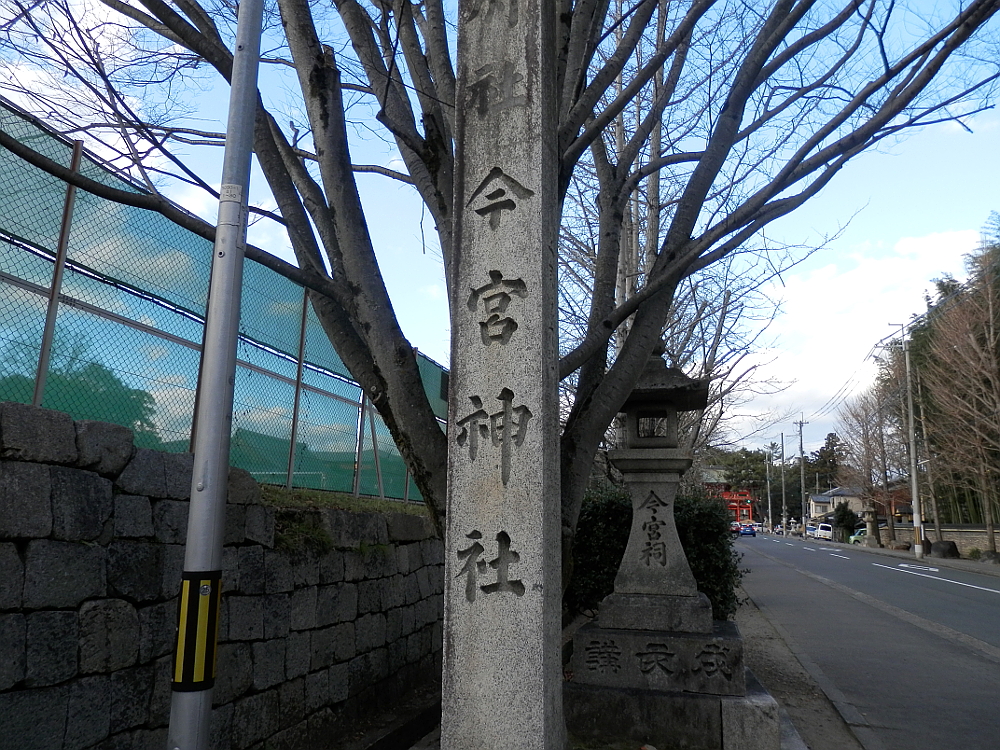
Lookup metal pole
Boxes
[286,288,309,490]
[780,433,787,532]
[353,395,367,497]
[798,414,808,535]
[166,1,264,747]
[904,339,924,559]
[369,403,385,499]
[34,140,83,406]
[765,448,772,532]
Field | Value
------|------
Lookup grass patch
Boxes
[259,484,431,518]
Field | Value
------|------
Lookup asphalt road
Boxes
[737,535,1000,750]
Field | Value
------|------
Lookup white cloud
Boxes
[736,229,979,450]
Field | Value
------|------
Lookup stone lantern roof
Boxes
[621,355,710,413]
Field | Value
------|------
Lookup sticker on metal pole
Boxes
[172,570,223,691]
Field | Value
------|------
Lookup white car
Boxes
[815,522,834,540]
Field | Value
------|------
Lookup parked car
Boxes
[805,525,817,538]
[730,521,742,537]
[773,524,784,535]
[739,524,756,537]
[849,528,868,544]
[815,523,834,540]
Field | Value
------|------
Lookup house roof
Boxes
[822,487,862,497]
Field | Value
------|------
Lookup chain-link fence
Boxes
[0,98,447,502]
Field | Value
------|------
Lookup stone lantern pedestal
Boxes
[564,355,779,750]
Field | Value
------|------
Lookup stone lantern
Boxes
[565,353,780,750]
[599,355,712,633]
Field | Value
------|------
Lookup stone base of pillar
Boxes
[565,620,780,749]
[598,591,713,633]
[565,669,780,750]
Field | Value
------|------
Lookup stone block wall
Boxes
[0,402,444,749]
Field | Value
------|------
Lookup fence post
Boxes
[368,403,385,499]
[286,287,309,489]
[353,394,367,497]
[33,140,83,406]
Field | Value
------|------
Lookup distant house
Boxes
[809,494,831,519]
[819,487,865,517]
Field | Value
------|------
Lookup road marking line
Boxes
[785,543,795,546]
[899,563,939,572]
[873,563,1000,595]
[819,547,837,551]
[803,547,816,551]
[830,554,850,559]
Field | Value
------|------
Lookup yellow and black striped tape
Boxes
[172,570,222,692]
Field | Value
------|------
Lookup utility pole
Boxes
[765,447,773,532]
[780,433,787,532]
[797,414,809,536]
[166,1,264,747]
[904,338,925,559]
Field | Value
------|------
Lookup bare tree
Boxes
[2,0,999,575]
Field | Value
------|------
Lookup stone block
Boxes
[139,599,177,663]
[0,460,52,538]
[80,598,140,672]
[152,499,189,544]
[264,548,293,593]
[396,542,422,575]
[161,451,194,500]
[385,607,404,645]
[107,540,161,602]
[357,579,382,615]
[599,591,713,633]
[400,605,417,637]
[0,402,77,464]
[321,509,388,549]
[225,503,246,544]
[355,613,387,653]
[214,642,254,705]
[110,662,155,730]
[931,540,961,559]
[114,494,154,537]
[228,466,261,504]
[571,620,746,697]
[316,582,357,627]
[285,630,311,680]
[161,543,185,598]
[332,622,356,662]
[263,593,290,638]
[239,545,266,594]
[232,689,281,749]
[25,610,78,686]
[415,566,434,599]
[50,466,113,541]
[415,595,441,628]
[329,662,349,703]
[343,550,364,581]
[304,669,329,712]
[289,585,318,631]
[386,512,433,542]
[388,638,408,673]
[419,537,443,566]
[227,595,264,641]
[0,613,26,690]
[115,448,169,498]
[402,572,421,605]
[75,420,134,477]
[148,656,173,728]
[291,550,320,587]
[319,550,344,583]
[24,539,105,608]
[253,639,287,690]
[310,626,337,671]
[565,682,726,750]
[721,672,781,750]
[279,677,307,729]
[0,542,23,608]
[0,684,69,750]
[211,701,235,750]
[246,504,275,547]
[66,675,111,750]
[364,545,396,579]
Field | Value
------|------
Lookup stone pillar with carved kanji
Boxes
[441,0,562,748]
[564,355,781,750]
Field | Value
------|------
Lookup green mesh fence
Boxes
[0,98,447,501]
